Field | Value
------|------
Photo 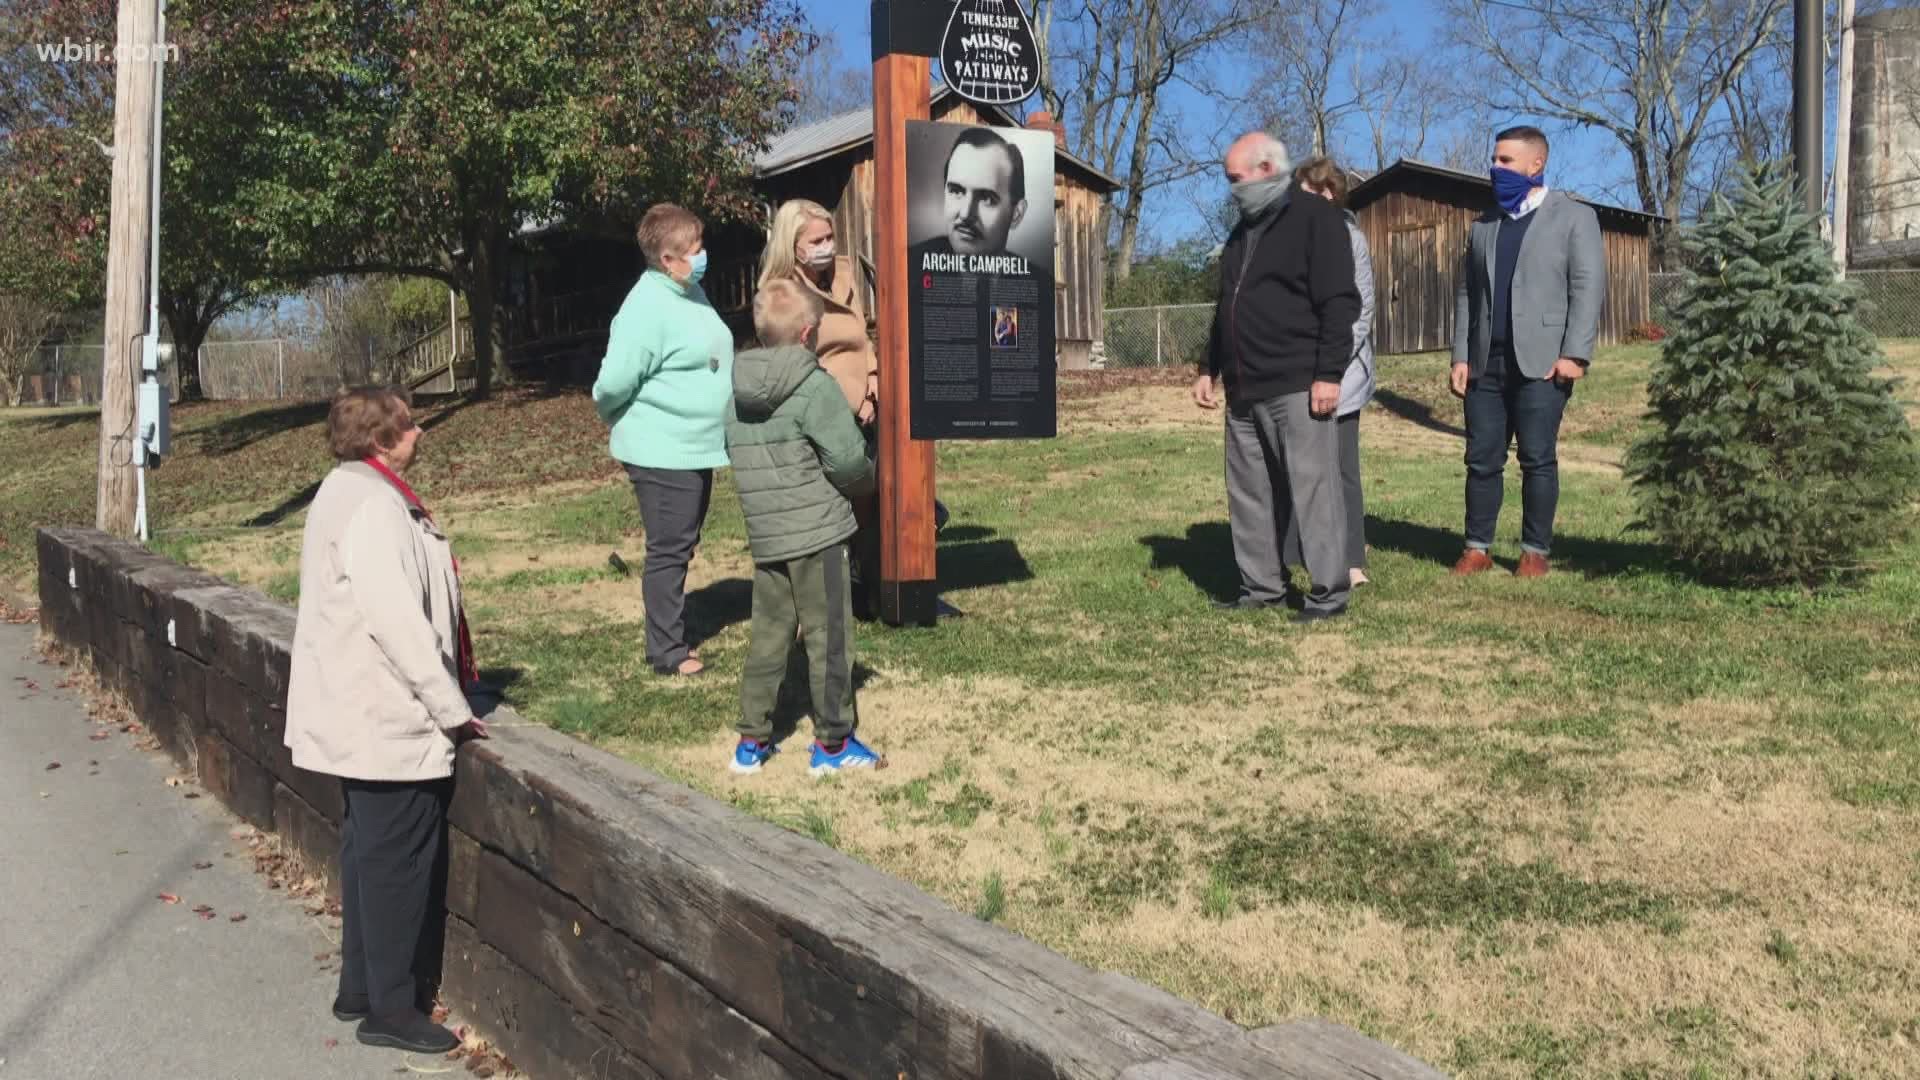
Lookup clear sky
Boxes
[795,0,1636,248]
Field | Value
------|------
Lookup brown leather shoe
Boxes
[1516,552,1551,579]
[1451,549,1495,576]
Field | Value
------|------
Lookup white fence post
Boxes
[1155,309,1164,366]
[52,345,60,406]
[277,338,286,398]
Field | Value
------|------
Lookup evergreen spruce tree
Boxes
[1626,166,1920,586]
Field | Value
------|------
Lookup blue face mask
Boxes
[1491,166,1544,214]
[686,249,708,285]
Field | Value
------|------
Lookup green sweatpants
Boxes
[737,543,858,744]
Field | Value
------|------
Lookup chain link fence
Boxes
[7,337,380,407]
[1100,304,1215,368]
[1651,268,1920,339]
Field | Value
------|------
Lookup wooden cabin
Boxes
[398,90,1121,389]
[755,87,1121,368]
[1347,160,1663,355]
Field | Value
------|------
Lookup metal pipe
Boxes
[1793,0,1824,216]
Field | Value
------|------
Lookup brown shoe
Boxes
[1451,549,1495,576]
[1516,552,1550,579]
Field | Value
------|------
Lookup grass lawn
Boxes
[3,345,1918,1077]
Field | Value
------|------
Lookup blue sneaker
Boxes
[808,734,884,777]
[730,738,776,775]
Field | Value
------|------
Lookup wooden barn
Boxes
[398,89,1121,389]
[1348,160,1663,356]
[754,87,1121,368]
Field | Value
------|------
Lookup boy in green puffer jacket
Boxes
[725,279,883,777]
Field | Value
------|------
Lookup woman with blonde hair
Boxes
[760,199,883,609]
[758,199,878,423]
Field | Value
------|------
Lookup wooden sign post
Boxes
[871,1,943,627]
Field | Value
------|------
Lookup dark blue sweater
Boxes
[1489,210,1535,350]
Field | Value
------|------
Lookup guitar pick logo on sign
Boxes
[940,0,1041,108]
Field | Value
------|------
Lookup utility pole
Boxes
[1792,0,1824,217]
[96,0,162,536]
[1834,0,1857,276]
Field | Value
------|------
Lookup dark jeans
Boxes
[737,543,858,744]
[338,777,452,1018]
[625,465,714,668]
[1284,411,1366,571]
[1463,349,1571,555]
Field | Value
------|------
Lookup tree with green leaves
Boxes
[0,0,294,399]
[187,0,810,399]
[1625,168,1920,587]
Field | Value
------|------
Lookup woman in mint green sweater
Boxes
[591,204,734,677]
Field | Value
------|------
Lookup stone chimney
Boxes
[1026,110,1066,149]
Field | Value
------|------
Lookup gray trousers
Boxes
[1284,411,1366,570]
[625,465,713,669]
[1225,393,1349,613]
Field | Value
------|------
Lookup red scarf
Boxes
[363,457,479,688]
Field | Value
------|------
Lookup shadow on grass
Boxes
[1140,522,1239,602]
[194,401,330,456]
[1366,513,1674,578]
[8,409,96,432]
[685,577,753,652]
[1373,388,1465,439]
[1364,515,1461,569]
[938,537,1033,592]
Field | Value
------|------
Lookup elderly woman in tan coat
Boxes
[284,387,486,1056]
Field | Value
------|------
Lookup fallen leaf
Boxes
[229,913,247,923]
[88,731,110,741]
[157,893,180,904]
[324,1038,338,1049]
[193,861,212,870]
[431,1004,449,1023]
[164,776,184,787]
[314,950,332,961]
[44,762,60,771]
[183,792,201,800]
[192,904,213,914]
[474,1067,494,1078]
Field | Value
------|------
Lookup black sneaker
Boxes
[331,994,370,1022]
[1292,605,1349,625]
[356,1010,460,1054]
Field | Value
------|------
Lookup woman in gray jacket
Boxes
[284,387,487,1055]
[1290,157,1376,586]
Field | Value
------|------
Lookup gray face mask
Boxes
[1231,176,1290,222]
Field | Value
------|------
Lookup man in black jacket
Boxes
[1194,131,1361,623]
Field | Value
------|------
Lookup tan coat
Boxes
[284,462,472,781]
[796,256,876,414]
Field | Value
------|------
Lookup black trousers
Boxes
[337,777,452,1017]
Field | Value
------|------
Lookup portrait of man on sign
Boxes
[908,122,1054,277]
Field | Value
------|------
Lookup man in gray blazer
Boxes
[1449,125,1603,578]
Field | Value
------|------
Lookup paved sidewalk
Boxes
[0,622,446,1079]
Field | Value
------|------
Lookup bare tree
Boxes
[1444,0,1791,231]
[1248,0,1383,159]
[790,30,871,125]
[0,293,62,407]
[1040,0,1258,280]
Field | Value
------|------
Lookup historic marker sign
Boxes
[939,0,1041,107]
[906,120,1056,440]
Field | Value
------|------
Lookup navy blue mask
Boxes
[1491,166,1544,214]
